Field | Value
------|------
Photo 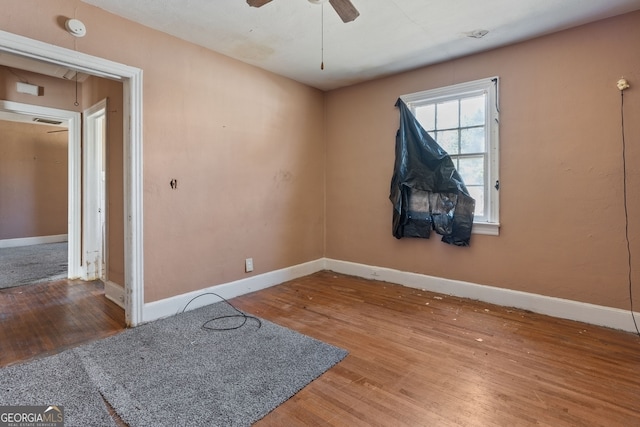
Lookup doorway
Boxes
[0,29,144,326]
[0,94,128,369]
[0,100,82,279]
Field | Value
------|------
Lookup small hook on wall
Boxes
[170,179,178,189]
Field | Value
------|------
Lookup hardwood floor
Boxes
[0,278,126,367]
[232,271,640,426]
[1,271,639,426]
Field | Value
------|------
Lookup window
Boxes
[400,77,500,235]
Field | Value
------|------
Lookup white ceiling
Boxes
[59,1,640,90]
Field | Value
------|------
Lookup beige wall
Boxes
[325,11,640,310]
[0,120,68,239]
[0,66,78,242]
[0,66,83,111]
[3,1,637,311]
[1,0,325,302]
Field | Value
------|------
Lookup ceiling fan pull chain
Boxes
[74,72,79,106]
[321,2,324,70]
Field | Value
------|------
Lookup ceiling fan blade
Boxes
[246,0,273,7]
[329,0,359,23]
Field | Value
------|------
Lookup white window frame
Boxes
[400,77,500,236]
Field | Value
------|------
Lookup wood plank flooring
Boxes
[0,279,126,367]
[232,271,640,426]
[1,271,639,426]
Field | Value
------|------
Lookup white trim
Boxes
[0,30,144,326]
[83,99,108,281]
[473,222,500,236]
[138,256,639,333]
[324,258,640,334]
[125,68,144,327]
[142,259,325,324]
[400,77,498,104]
[0,234,68,248]
[105,280,125,309]
[0,100,82,278]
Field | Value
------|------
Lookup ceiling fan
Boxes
[246,0,360,23]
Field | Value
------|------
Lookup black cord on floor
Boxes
[620,90,640,337]
[180,292,261,332]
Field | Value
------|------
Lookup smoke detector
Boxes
[65,19,86,37]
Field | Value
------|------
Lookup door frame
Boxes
[83,99,108,281]
[0,30,144,326]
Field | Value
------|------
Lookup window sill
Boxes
[473,222,500,236]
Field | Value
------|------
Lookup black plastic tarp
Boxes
[390,98,475,246]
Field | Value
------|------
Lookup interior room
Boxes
[1,0,639,425]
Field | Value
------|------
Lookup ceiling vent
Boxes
[467,29,489,39]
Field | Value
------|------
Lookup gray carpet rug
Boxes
[1,302,347,427]
[0,350,117,427]
[0,242,68,289]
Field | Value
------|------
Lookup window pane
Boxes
[457,156,484,185]
[460,127,485,153]
[460,95,485,127]
[435,130,459,154]
[436,100,458,129]
[466,186,484,217]
[415,104,435,131]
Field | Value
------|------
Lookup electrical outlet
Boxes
[245,258,254,273]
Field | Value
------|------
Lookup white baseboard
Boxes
[137,256,639,334]
[141,259,325,324]
[105,280,125,309]
[324,258,640,334]
[0,234,68,248]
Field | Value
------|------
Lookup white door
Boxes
[83,99,107,281]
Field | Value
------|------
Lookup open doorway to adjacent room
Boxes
[0,35,142,365]
[0,107,72,289]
